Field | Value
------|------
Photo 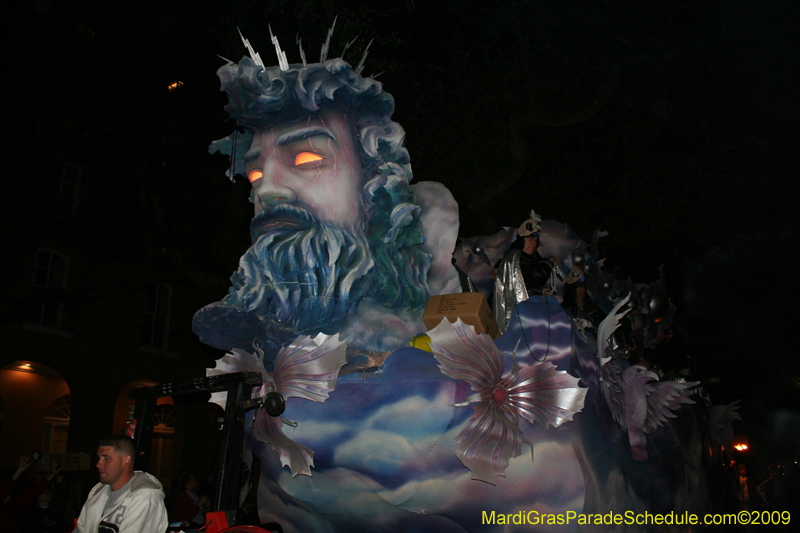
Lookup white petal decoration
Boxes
[207,333,346,477]
[428,318,586,484]
[207,348,266,410]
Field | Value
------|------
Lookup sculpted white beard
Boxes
[224,205,375,334]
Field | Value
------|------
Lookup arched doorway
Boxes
[43,394,71,454]
[151,403,177,484]
[0,361,70,465]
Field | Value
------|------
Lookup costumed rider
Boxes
[75,434,168,533]
[561,266,604,333]
[493,209,563,333]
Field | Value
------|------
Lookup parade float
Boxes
[190,28,732,532]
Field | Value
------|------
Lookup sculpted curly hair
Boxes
[210,57,430,310]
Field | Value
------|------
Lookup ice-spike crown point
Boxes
[341,35,358,62]
[320,16,337,62]
[296,34,307,67]
[269,25,289,71]
[355,39,373,75]
[235,21,370,76]
[238,27,265,69]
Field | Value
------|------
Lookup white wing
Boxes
[596,292,631,366]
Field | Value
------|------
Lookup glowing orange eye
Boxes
[294,152,324,166]
[248,170,263,183]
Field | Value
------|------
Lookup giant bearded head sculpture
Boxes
[193,53,436,354]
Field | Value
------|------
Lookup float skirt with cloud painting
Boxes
[213,297,586,532]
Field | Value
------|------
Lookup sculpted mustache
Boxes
[250,203,317,240]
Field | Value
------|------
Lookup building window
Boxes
[141,283,172,350]
[154,404,176,430]
[28,249,71,329]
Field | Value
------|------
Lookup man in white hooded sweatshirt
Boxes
[75,435,168,533]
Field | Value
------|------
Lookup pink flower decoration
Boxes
[208,333,346,477]
[427,318,586,484]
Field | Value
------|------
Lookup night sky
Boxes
[8,1,799,469]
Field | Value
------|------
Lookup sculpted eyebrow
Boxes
[277,127,336,147]
[244,148,261,163]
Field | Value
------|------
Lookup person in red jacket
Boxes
[171,473,208,527]
[1,456,60,533]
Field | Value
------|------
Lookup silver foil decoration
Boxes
[427,318,587,484]
[238,28,265,70]
[296,35,307,67]
[320,16,337,62]
[207,333,347,476]
[493,249,529,334]
[597,293,631,366]
[269,26,289,71]
[355,39,372,76]
[597,298,699,461]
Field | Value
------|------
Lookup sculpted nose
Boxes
[254,162,297,211]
